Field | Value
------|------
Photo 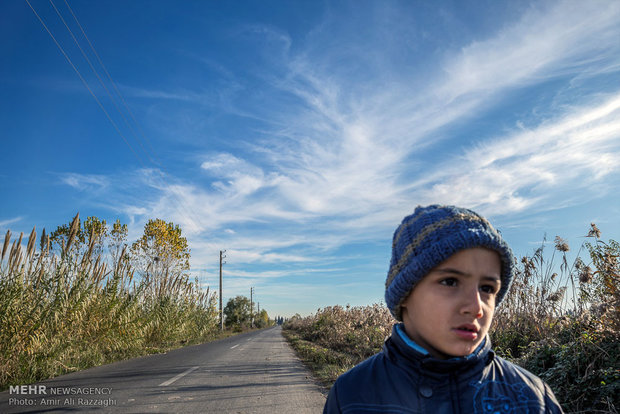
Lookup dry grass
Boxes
[492,225,619,358]
[281,329,357,388]
[283,303,393,385]
[0,214,219,390]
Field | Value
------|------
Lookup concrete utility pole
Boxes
[250,287,254,328]
[220,250,226,331]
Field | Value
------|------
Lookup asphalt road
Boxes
[0,326,327,413]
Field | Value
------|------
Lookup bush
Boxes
[285,303,393,361]
[516,322,619,412]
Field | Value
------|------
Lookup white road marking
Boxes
[159,366,199,386]
[231,344,239,349]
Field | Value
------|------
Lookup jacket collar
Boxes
[385,323,494,375]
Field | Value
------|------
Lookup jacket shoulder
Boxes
[323,352,421,414]
[474,356,563,413]
[490,356,549,390]
[333,352,389,395]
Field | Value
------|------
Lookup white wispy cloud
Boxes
[413,92,620,216]
[201,153,271,196]
[247,0,620,224]
[0,217,23,229]
[120,84,211,104]
[439,1,620,103]
[59,173,109,191]
[61,0,620,276]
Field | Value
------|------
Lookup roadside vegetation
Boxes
[281,303,392,388]
[224,295,271,332]
[0,213,266,391]
[284,224,619,413]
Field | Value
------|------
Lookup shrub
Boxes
[285,303,393,362]
[517,321,619,412]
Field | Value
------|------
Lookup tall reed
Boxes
[491,224,618,358]
[0,214,218,390]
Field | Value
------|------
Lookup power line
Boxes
[58,0,211,234]
[61,0,161,167]
[49,0,158,167]
[26,0,213,239]
[27,1,227,311]
[24,0,147,168]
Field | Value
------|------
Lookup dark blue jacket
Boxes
[323,324,563,413]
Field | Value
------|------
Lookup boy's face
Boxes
[401,247,501,359]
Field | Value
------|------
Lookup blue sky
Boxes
[1,0,619,318]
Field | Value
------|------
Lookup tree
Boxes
[223,296,251,329]
[130,218,190,281]
[255,309,270,328]
[108,219,129,271]
[83,216,108,257]
[50,213,108,257]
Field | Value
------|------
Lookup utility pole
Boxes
[250,287,254,328]
[220,250,226,331]
[257,302,261,327]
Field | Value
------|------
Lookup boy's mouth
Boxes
[453,324,479,340]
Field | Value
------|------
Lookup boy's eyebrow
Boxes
[434,267,501,282]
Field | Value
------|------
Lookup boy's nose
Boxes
[461,288,483,318]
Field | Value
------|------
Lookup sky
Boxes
[1,0,619,318]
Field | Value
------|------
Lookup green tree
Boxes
[50,213,108,257]
[255,309,270,328]
[223,296,251,329]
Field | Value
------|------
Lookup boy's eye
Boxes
[480,285,498,294]
[439,278,458,287]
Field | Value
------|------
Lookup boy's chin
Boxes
[441,342,484,359]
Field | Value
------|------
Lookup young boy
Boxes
[323,205,563,413]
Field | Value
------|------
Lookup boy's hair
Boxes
[385,205,515,320]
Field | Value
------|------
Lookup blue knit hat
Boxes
[385,205,515,321]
